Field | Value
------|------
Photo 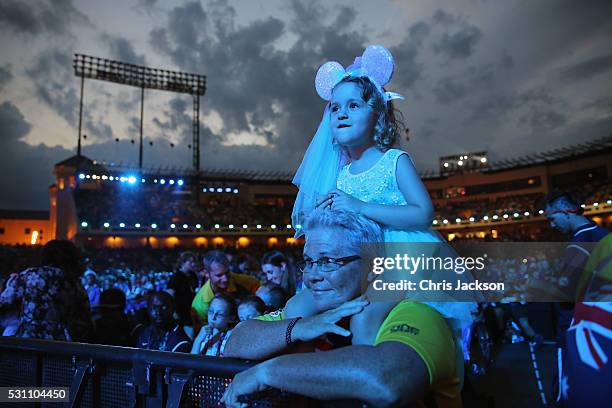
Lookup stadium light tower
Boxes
[73,54,206,170]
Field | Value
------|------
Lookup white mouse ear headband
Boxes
[315,45,404,103]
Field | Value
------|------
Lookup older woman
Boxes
[223,209,462,407]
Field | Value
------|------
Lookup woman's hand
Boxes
[291,296,369,342]
[316,189,364,214]
[221,364,269,408]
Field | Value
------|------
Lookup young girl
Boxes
[291,45,477,338]
[191,293,237,357]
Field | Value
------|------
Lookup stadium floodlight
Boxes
[513,213,519,218]
[243,224,248,229]
[73,54,206,170]
[296,224,302,229]
[169,180,175,185]
[225,187,232,192]
[86,175,91,179]
[217,188,223,193]
[286,224,292,229]
[524,211,530,216]
[141,178,145,183]
[432,220,438,225]
[480,157,487,163]
[457,160,463,166]
[538,210,544,214]
[135,223,141,228]
[503,214,509,219]
[229,224,234,229]
[78,173,85,179]
[127,176,137,184]
[109,176,114,181]
[102,175,108,180]
[202,188,206,192]
[443,162,449,168]
[170,223,175,228]
[469,217,475,222]
[160,179,166,185]
[580,204,586,208]
[257,224,262,229]
[233,189,239,194]
[103,222,110,228]
[151,223,157,229]
[443,219,449,224]
[177,179,184,186]
[214,224,220,229]
[154,179,158,183]
[195,223,201,229]
[607,200,612,204]
[271,224,277,229]
[455,218,461,223]
[492,215,499,220]
[483,216,489,221]
[81,221,88,227]
[182,224,188,229]
[119,222,126,228]
[593,202,599,207]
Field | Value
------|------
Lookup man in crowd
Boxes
[222,209,461,407]
[167,251,199,327]
[191,251,260,331]
[136,291,191,353]
[545,191,611,406]
[83,269,101,307]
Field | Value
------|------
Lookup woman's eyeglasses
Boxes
[297,255,361,273]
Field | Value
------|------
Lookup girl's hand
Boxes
[317,189,364,213]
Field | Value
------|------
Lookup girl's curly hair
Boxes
[335,76,406,151]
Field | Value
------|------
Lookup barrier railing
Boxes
[0,337,296,408]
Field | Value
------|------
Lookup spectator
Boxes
[136,291,191,353]
[93,288,138,347]
[0,240,93,342]
[256,283,289,312]
[261,250,296,295]
[223,209,462,407]
[167,251,198,327]
[191,293,237,356]
[191,251,260,330]
[83,269,101,307]
[237,296,266,322]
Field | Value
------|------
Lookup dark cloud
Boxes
[0,0,89,37]
[432,64,495,104]
[0,65,13,91]
[101,34,147,66]
[147,0,380,171]
[433,25,482,60]
[557,54,612,82]
[26,50,79,125]
[0,102,71,209]
[408,21,431,48]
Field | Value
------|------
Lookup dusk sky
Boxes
[1,0,611,210]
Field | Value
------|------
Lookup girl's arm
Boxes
[190,325,211,354]
[327,155,434,229]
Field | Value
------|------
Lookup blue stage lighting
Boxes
[233,189,239,194]
[119,222,126,228]
[151,223,157,229]
[103,222,110,228]
[127,176,137,184]
[141,178,145,183]
[202,188,207,192]
[154,179,158,183]
[81,221,88,227]
[109,176,114,181]
[225,187,231,192]
[170,223,176,228]
[160,179,166,185]
[177,179,184,186]
[78,174,85,180]
[135,223,141,228]
[169,179,175,185]
[182,224,188,229]
[217,188,223,193]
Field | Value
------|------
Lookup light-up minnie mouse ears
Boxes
[315,45,404,102]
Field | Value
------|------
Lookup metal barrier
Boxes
[0,337,295,408]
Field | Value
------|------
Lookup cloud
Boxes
[0,0,89,37]
[0,65,13,91]
[0,102,72,209]
[557,54,612,82]
[432,63,495,104]
[101,34,147,66]
[433,25,482,60]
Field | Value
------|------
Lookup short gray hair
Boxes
[304,208,383,253]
